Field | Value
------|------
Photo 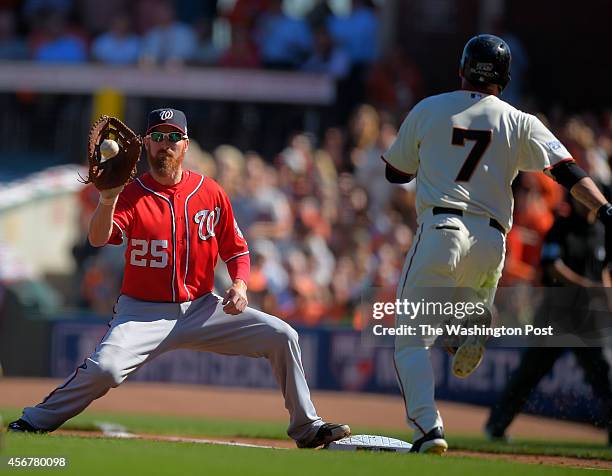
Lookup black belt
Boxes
[432,207,506,234]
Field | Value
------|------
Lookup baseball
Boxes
[100,139,119,161]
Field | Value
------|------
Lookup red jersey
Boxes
[109,171,249,302]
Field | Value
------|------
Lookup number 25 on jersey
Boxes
[130,239,168,268]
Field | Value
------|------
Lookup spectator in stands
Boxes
[91,13,141,65]
[175,0,218,25]
[252,239,290,298]
[214,144,246,198]
[562,117,612,186]
[191,18,220,65]
[312,140,340,224]
[366,45,424,114]
[327,0,379,67]
[327,0,379,121]
[501,173,559,285]
[140,0,196,67]
[305,0,332,31]
[80,245,124,314]
[183,139,217,177]
[245,153,293,242]
[255,0,312,70]
[285,247,330,326]
[278,133,338,211]
[0,9,28,59]
[301,25,350,80]
[76,0,127,36]
[320,126,346,171]
[23,0,72,20]
[351,106,399,218]
[218,23,260,68]
[30,8,86,63]
[226,0,268,43]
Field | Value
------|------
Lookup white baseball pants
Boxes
[394,209,505,437]
[21,293,323,442]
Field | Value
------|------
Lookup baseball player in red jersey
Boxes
[8,108,350,448]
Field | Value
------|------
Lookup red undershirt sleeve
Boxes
[226,253,250,284]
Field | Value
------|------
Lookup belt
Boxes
[432,207,506,234]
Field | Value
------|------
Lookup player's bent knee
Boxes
[92,359,125,388]
[284,325,299,344]
[270,321,300,349]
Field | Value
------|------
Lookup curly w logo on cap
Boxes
[147,108,187,135]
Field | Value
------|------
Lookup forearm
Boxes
[226,253,250,284]
[88,199,117,247]
[569,177,608,212]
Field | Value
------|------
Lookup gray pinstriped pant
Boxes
[22,293,323,442]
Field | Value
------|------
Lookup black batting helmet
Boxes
[460,34,511,90]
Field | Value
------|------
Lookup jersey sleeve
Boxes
[108,193,133,245]
[217,188,249,262]
[519,114,573,172]
[381,107,420,175]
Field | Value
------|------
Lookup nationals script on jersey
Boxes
[383,90,573,230]
[108,171,248,302]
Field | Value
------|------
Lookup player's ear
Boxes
[143,136,152,156]
[184,138,190,153]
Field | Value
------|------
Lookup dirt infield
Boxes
[1,378,609,469]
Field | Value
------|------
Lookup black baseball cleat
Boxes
[297,422,351,448]
[7,419,44,433]
[410,427,448,454]
[483,424,510,443]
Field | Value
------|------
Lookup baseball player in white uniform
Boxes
[382,34,612,453]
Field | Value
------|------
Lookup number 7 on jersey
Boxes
[452,127,492,182]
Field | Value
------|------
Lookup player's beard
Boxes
[148,147,183,177]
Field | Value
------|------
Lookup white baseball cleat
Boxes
[452,335,485,378]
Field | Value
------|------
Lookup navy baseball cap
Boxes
[146,108,188,135]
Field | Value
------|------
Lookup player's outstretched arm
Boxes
[545,161,607,211]
[547,163,612,262]
[88,187,123,247]
[569,177,608,212]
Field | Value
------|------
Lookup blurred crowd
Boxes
[0,0,427,130]
[74,105,612,328]
[3,0,610,328]
[0,0,380,75]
